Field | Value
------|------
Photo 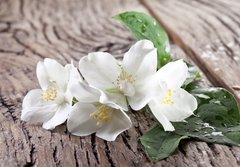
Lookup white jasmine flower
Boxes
[149,59,198,131]
[79,40,159,111]
[67,82,132,141]
[21,58,82,130]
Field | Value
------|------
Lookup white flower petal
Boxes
[22,89,42,108]
[122,40,157,79]
[65,63,83,85]
[96,109,132,141]
[21,105,57,123]
[44,58,68,91]
[128,84,153,110]
[67,103,99,136]
[157,59,188,89]
[79,52,120,90]
[70,82,100,103]
[129,76,166,110]
[148,100,175,131]
[21,89,58,123]
[42,103,72,130]
[22,89,57,110]
[161,88,197,122]
[36,62,50,90]
[65,63,83,103]
[99,91,128,111]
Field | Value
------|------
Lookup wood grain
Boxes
[0,0,239,166]
[142,0,240,102]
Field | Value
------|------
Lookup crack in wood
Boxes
[41,20,53,44]
[52,26,62,40]
[73,146,79,167]
[21,125,36,166]
[60,138,64,148]
[0,48,24,55]
[53,146,60,166]
[86,150,91,166]
[23,144,36,167]
[104,141,115,167]
[91,134,100,164]
[22,125,32,144]
[121,134,135,154]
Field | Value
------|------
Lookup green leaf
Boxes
[140,125,188,161]
[72,97,78,106]
[191,88,240,126]
[173,88,240,146]
[114,11,170,68]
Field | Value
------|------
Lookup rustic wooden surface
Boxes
[0,0,239,166]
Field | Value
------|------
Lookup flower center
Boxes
[160,89,175,104]
[41,81,65,104]
[42,86,58,101]
[90,105,113,126]
[112,65,136,96]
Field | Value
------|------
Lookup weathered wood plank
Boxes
[142,0,240,102]
[0,0,239,166]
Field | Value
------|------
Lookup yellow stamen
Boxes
[42,86,58,101]
[90,105,113,126]
[160,89,175,104]
[112,65,136,88]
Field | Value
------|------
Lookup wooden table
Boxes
[0,0,239,166]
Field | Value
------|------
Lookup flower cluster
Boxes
[21,40,197,141]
